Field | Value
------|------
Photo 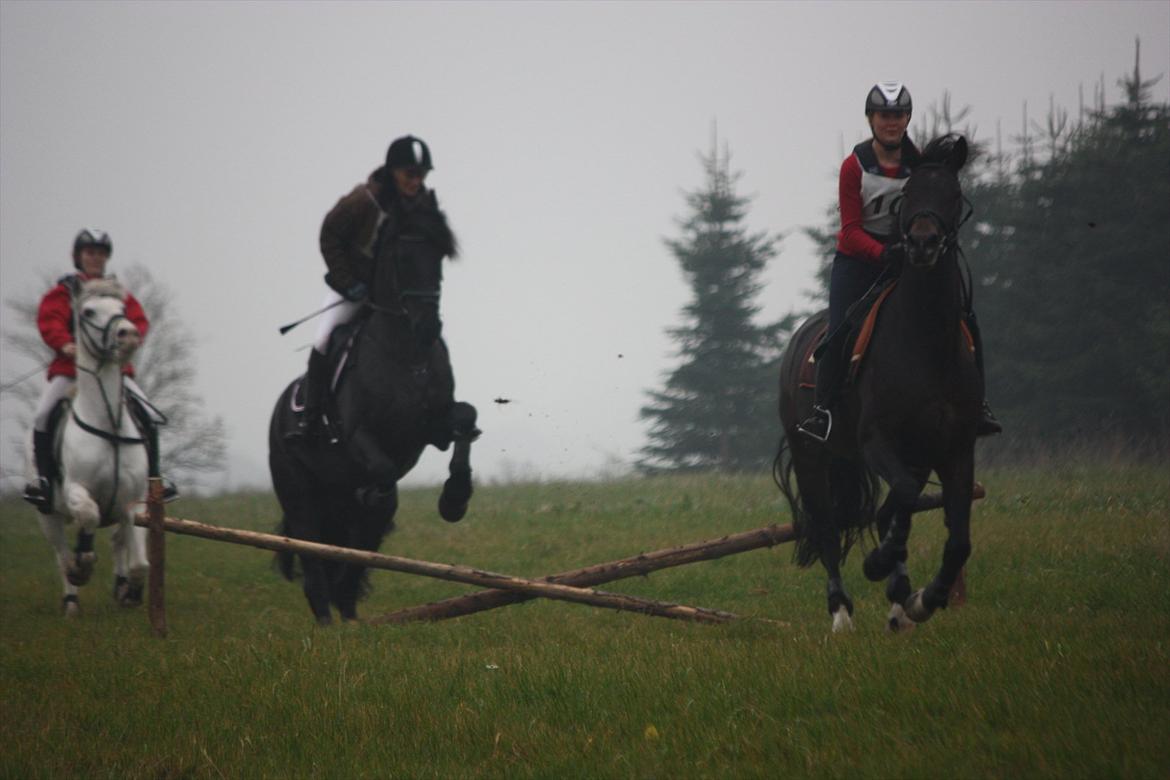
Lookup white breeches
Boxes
[34,375,154,431]
[34,376,75,431]
[313,289,363,354]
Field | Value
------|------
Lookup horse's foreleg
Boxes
[438,402,478,523]
[348,428,400,508]
[37,515,80,616]
[334,498,398,621]
[110,513,147,607]
[864,463,928,583]
[61,483,100,586]
[301,555,334,626]
[905,453,974,623]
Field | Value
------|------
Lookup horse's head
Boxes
[899,134,969,269]
[74,278,140,366]
[370,230,449,352]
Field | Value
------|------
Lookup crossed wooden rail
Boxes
[136,479,982,637]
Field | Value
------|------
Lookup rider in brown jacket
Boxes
[289,135,453,439]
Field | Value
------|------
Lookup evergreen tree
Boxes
[639,138,791,473]
[975,43,1170,446]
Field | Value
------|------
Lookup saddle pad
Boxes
[848,284,897,381]
[799,285,976,389]
[798,324,828,390]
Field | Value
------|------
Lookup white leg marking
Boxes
[831,604,855,633]
[64,482,100,533]
[886,603,916,633]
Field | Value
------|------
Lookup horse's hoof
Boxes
[66,553,96,586]
[116,578,144,608]
[904,589,935,623]
[438,469,472,523]
[62,595,80,619]
[831,604,854,633]
[886,603,916,633]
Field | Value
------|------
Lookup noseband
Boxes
[76,297,134,366]
[898,165,973,262]
[367,233,442,321]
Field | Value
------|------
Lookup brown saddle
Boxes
[799,284,973,390]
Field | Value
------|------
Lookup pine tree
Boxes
[638,137,790,473]
[977,41,1170,445]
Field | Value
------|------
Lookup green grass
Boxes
[1,466,1167,778]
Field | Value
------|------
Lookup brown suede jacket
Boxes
[319,168,457,294]
[319,169,392,294]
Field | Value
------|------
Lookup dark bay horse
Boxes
[776,134,980,632]
[269,209,479,625]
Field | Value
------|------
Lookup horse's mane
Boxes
[919,134,968,170]
[79,277,126,302]
[404,191,459,259]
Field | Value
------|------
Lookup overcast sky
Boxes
[2,0,1167,490]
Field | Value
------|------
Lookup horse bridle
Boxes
[898,165,974,261]
[364,233,442,320]
[70,293,145,521]
[76,296,134,368]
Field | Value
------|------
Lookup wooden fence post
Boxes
[146,478,167,637]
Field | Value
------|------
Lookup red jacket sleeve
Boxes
[36,285,74,353]
[124,292,149,341]
[836,155,885,263]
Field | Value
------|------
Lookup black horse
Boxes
[775,134,980,632]
[269,208,478,625]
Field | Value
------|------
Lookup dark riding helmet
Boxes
[865,82,912,115]
[386,135,433,171]
[72,228,113,268]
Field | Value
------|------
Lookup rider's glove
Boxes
[343,281,369,302]
[879,242,905,266]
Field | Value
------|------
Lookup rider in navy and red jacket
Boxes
[797,82,1001,442]
[23,229,177,512]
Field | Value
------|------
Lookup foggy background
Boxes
[2,0,1167,491]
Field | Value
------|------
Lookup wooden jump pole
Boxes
[145,478,167,638]
[371,484,986,625]
[132,514,736,624]
[371,523,796,625]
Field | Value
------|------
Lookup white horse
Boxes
[31,278,150,617]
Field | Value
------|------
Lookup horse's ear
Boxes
[949,135,968,172]
[923,133,969,171]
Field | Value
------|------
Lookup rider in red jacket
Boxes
[797,83,1001,442]
[23,229,177,512]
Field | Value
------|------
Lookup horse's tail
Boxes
[772,434,881,568]
[273,515,300,581]
[772,435,818,568]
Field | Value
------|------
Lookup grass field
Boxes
[1,464,1167,778]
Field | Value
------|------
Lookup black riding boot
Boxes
[22,429,56,514]
[967,312,1003,437]
[128,394,179,502]
[286,349,329,441]
[798,333,846,443]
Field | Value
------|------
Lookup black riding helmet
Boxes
[72,228,112,269]
[385,135,433,171]
[865,82,912,116]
